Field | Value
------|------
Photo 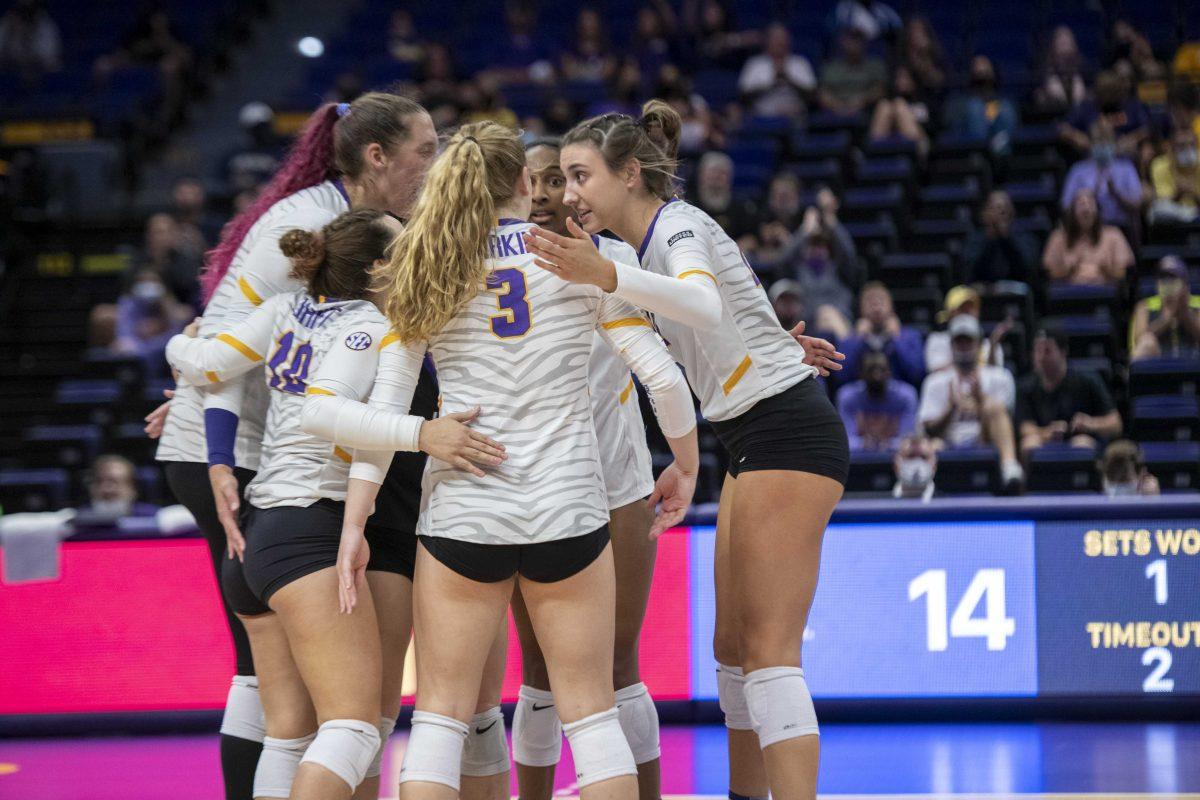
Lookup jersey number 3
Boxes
[489,267,532,338]
[267,331,313,394]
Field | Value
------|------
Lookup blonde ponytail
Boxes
[381,121,525,344]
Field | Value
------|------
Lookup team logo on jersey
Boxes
[344,331,373,350]
[667,230,694,246]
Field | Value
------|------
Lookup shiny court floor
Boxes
[1,722,1198,799]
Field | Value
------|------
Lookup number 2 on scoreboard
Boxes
[908,569,1015,652]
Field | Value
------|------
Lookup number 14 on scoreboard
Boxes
[908,569,1016,652]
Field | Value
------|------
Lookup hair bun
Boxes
[639,98,682,161]
[279,228,325,266]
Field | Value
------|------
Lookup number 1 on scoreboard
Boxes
[1145,559,1167,605]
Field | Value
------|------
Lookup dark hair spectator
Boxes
[1043,188,1134,286]
[1098,440,1160,497]
[387,9,424,66]
[1130,256,1200,360]
[477,1,556,86]
[839,281,925,387]
[1059,69,1151,156]
[868,65,930,155]
[82,455,159,518]
[897,17,946,101]
[747,172,807,262]
[917,314,1024,492]
[682,0,759,70]
[630,1,680,84]
[0,0,61,80]
[171,177,223,247]
[944,55,1018,157]
[817,26,887,117]
[560,8,616,83]
[1016,327,1121,458]
[737,23,816,119]
[113,269,192,376]
[692,151,758,241]
[133,212,205,307]
[1034,26,1088,114]
[94,6,193,138]
[962,190,1038,285]
[838,349,918,452]
[1148,127,1200,224]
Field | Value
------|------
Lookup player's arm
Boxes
[525,217,724,331]
[598,295,699,537]
[165,296,279,387]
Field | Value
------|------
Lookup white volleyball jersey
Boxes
[358,219,689,546]
[637,199,815,421]
[156,181,349,467]
[591,237,655,508]
[165,290,385,509]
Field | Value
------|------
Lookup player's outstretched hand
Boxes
[789,320,844,377]
[336,525,370,614]
[524,218,619,291]
[418,406,507,477]
[143,388,175,439]
[209,464,245,560]
[647,461,697,539]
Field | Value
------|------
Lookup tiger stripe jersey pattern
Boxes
[633,199,816,422]
[590,236,656,509]
[165,289,386,509]
[322,219,695,546]
[155,181,349,469]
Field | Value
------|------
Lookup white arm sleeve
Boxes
[165,296,281,385]
[611,260,724,332]
[597,295,696,439]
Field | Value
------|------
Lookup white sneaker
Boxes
[1001,459,1025,494]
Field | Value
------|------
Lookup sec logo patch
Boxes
[345,331,373,350]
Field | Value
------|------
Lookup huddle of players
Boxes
[153,91,848,800]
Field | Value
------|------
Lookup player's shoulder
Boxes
[596,235,637,263]
[651,200,712,250]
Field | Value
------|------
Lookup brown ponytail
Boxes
[639,98,682,161]
[281,209,397,300]
[561,98,681,200]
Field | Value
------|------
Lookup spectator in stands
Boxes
[1061,119,1144,232]
[829,0,901,44]
[1168,82,1200,143]
[560,8,615,83]
[221,101,281,196]
[893,435,938,500]
[692,151,757,241]
[944,55,1018,157]
[134,212,204,306]
[897,17,946,103]
[655,66,722,154]
[737,22,816,119]
[925,286,1007,373]
[1060,70,1150,156]
[416,42,462,121]
[1016,327,1121,457]
[1130,256,1200,361]
[1148,127,1200,224]
[747,172,806,261]
[459,75,520,128]
[868,66,930,155]
[1097,440,1160,497]
[962,190,1038,285]
[682,0,759,70]
[782,229,852,339]
[817,26,886,117]
[114,269,191,376]
[96,6,193,135]
[918,314,1025,491]
[838,350,918,451]
[478,1,556,85]
[86,304,119,357]
[768,278,808,331]
[840,281,925,387]
[0,0,61,80]
[1043,188,1135,286]
[386,9,424,66]
[170,177,222,247]
[1035,26,1088,115]
[80,454,158,518]
[630,1,680,84]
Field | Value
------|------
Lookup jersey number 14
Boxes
[267,331,313,394]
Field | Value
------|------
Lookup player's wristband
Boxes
[204,408,239,468]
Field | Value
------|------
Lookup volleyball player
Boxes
[524,102,850,800]
[508,137,663,800]
[166,210,506,800]
[152,93,437,799]
[299,121,699,799]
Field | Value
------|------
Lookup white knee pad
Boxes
[299,718,381,790]
[365,716,397,779]
[399,711,469,789]
[743,666,819,748]
[716,663,753,731]
[562,707,637,788]
[615,682,660,764]
[461,705,510,777]
[220,675,266,742]
[253,731,315,799]
[512,685,562,767]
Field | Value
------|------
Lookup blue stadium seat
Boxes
[805,110,866,138]
[1011,124,1061,157]
[725,139,780,172]
[788,131,851,162]
[855,155,914,187]
[890,287,944,329]
[1046,284,1120,319]
[0,468,71,513]
[787,159,842,193]
[1045,315,1115,360]
[1069,357,1114,387]
[1127,358,1200,397]
[841,184,904,224]
[918,182,981,220]
[935,446,999,495]
[846,449,897,494]
[692,69,740,109]
[1131,395,1200,442]
[862,136,919,158]
[737,116,792,139]
[842,220,897,256]
[1141,442,1200,492]
[909,219,973,259]
[1005,179,1058,218]
[22,424,103,469]
[55,379,122,407]
[1027,445,1100,493]
[1010,215,1052,251]
[879,253,953,292]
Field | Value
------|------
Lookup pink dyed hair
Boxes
[200,103,341,302]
